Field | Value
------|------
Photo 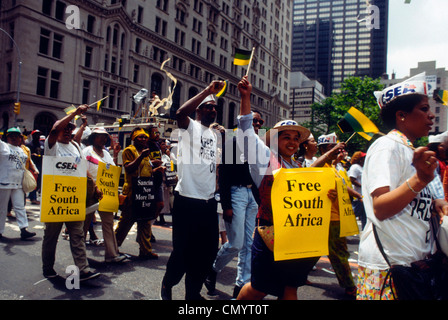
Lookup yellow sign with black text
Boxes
[97,162,121,213]
[336,176,359,237]
[271,168,334,261]
[40,156,87,222]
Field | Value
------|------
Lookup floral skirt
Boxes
[356,265,397,300]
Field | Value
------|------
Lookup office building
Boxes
[291,0,388,95]
[0,0,293,134]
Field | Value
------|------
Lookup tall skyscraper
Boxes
[291,0,388,95]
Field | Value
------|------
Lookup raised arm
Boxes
[176,80,224,129]
[238,75,252,115]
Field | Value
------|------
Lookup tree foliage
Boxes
[301,76,385,155]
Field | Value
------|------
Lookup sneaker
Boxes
[20,228,36,240]
[160,281,172,300]
[105,254,127,263]
[43,268,59,279]
[204,270,217,295]
[80,270,100,281]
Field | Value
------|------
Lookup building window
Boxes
[87,15,95,34]
[85,46,93,68]
[36,67,48,96]
[39,28,63,59]
[50,71,61,99]
[55,1,66,21]
[82,80,90,104]
[42,0,53,15]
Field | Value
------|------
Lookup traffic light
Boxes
[13,102,20,115]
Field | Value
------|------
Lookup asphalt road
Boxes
[0,200,360,303]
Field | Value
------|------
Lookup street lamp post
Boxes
[0,27,22,127]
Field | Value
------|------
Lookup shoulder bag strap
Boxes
[372,224,396,299]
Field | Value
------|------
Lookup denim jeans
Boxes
[213,186,258,287]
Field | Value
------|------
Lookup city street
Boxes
[1,200,360,302]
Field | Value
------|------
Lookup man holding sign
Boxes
[41,104,100,281]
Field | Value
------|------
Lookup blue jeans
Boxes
[213,186,258,287]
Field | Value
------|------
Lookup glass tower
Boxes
[291,0,388,95]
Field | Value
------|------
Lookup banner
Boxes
[97,162,121,213]
[336,176,359,237]
[271,167,334,261]
[40,156,87,222]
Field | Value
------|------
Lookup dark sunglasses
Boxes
[199,103,216,111]
[253,118,264,125]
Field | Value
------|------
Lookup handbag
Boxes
[18,154,37,193]
[373,219,448,300]
[22,169,37,193]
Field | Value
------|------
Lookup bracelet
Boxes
[406,178,419,194]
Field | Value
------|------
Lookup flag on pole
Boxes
[338,107,379,134]
[216,80,228,97]
[64,105,80,120]
[434,89,448,106]
[357,132,374,141]
[97,99,105,111]
[233,48,252,66]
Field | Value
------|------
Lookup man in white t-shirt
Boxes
[42,104,100,281]
[161,80,225,300]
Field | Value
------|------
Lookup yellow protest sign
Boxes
[271,167,335,261]
[40,156,87,222]
[97,162,121,212]
[336,176,359,237]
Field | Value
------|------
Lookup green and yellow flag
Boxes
[216,80,228,97]
[233,48,252,66]
[434,89,448,106]
[338,107,379,135]
[97,99,105,111]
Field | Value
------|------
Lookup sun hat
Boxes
[317,132,338,146]
[374,72,428,108]
[197,95,217,109]
[265,119,310,146]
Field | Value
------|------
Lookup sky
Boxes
[386,0,448,78]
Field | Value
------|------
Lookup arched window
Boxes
[34,112,57,136]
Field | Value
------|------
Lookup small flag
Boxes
[233,48,252,66]
[434,89,448,106]
[64,105,80,120]
[216,80,228,97]
[97,99,105,111]
[357,132,374,141]
[338,107,379,134]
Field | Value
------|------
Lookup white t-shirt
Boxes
[44,139,83,159]
[82,145,115,182]
[175,118,217,200]
[302,157,317,168]
[348,163,363,195]
[358,134,434,269]
[0,141,28,189]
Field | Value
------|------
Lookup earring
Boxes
[401,118,405,121]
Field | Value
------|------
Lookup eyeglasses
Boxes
[253,119,264,125]
[199,103,216,111]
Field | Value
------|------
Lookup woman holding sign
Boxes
[357,78,448,300]
[235,76,335,300]
[82,127,126,263]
